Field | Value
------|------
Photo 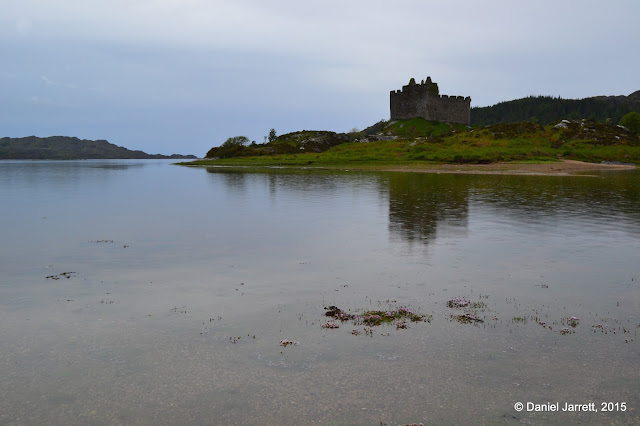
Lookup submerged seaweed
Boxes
[322,305,432,335]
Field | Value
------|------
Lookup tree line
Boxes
[471,94,640,126]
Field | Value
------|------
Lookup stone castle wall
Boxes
[390,77,471,125]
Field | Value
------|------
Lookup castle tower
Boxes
[390,77,471,125]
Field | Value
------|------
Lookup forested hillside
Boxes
[471,91,640,126]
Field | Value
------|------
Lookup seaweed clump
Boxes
[447,298,470,308]
[360,307,430,326]
[324,305,355,321]
[452,313,484,324]
[323,305,432,333]
[447,296,487,324]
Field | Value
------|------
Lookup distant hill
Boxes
[0,136,197,160]
[471,91,640,126]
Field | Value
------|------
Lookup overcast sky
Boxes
[2,1,639,156]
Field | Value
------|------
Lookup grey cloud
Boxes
[0,0,638,155]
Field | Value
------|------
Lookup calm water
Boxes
[1,160,639,425]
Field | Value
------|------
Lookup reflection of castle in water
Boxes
[205,168,473,247]
[386,173,470,246]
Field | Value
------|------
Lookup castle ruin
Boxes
[390,77,471,126]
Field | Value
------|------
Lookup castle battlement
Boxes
[390,77,471,125]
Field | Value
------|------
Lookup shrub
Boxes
[619,112,640,134]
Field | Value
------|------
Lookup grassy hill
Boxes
[184,118,640,168]
[0,136,196,160]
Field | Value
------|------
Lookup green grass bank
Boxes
[180,119,640,169]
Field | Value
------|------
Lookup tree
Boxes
[221,136,249,147]
[619,112,640,134]
[204,135,250,158]
[268,128,277,143]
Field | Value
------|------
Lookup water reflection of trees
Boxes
[205,168,261,194]
[385,171,640,245]
[205,167,382,197]
[204,167,640,247]
[469,172,640,236]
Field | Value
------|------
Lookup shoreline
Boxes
[374,160,637,176]
[182,159,636,176]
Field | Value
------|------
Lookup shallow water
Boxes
[1,160,639,425]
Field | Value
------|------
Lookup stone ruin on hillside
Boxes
[390,77,471,125]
